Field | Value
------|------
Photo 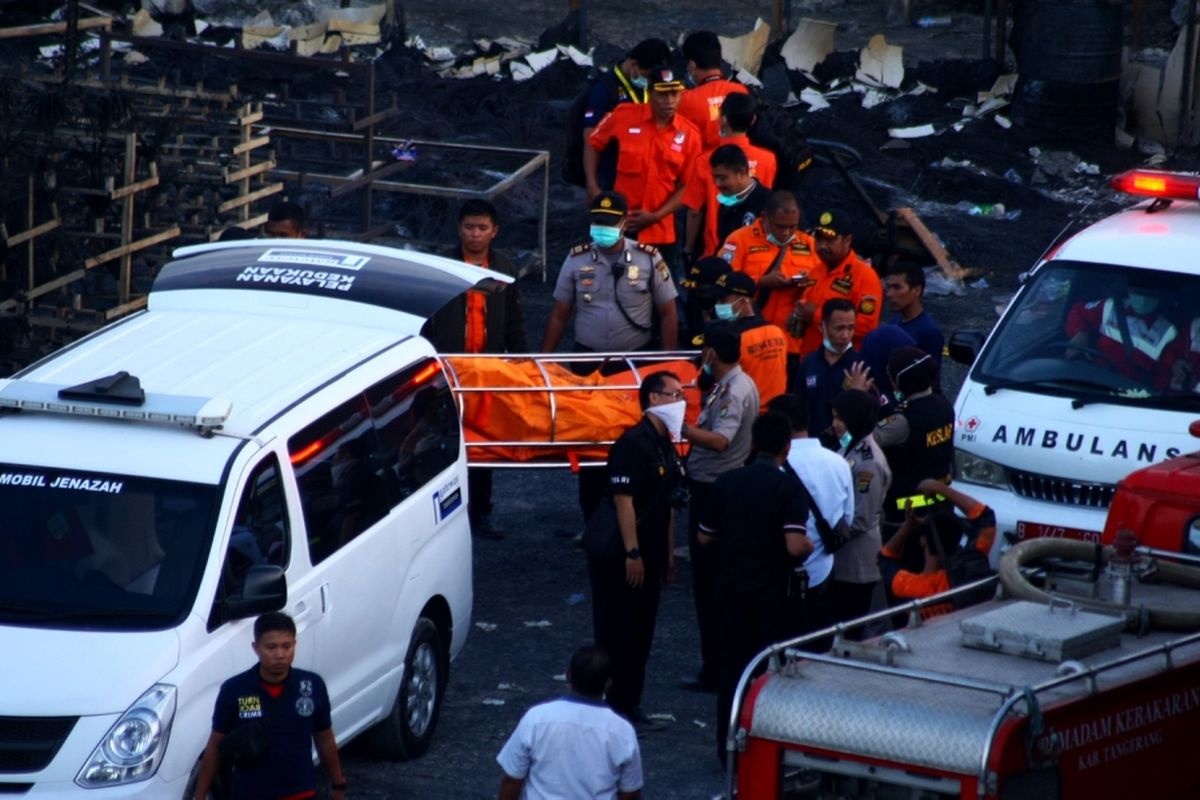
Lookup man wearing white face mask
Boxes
[585,371,686,726]
[795,298,871,445]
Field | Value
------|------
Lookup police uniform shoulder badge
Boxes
[569,242,593,256]
[636,242,659,256]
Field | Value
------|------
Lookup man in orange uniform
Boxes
[798,208,883,356]
[718,192,823,384]
[682,94,778,260]
[699,271,788,411]
[585,66,702,270]
[677,31,749,149]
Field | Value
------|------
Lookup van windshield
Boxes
[975,261,1200,410]
[0,465,216,629]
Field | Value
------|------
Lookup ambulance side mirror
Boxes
[948,330,985,365]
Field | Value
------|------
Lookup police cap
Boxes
[648,66,686,92]
[590,191,628,219]
[812,208,852,239]
[681,256,731,290]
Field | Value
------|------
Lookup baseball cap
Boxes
[812,208,852,238]
[590,191,628,219]
[681,256,731,290]
[648,66,685,92]
[692,320,741,353]
[700,270,756,299]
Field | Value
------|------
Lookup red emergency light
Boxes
[1110,169,1200,201]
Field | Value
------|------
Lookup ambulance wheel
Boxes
[367,617,447,760]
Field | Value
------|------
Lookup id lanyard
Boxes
[614,67,647,104]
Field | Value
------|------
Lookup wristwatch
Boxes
[625,548,641,559]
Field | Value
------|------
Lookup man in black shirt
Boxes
[795,297,871,445]
[586,371,686,726]
[698,413,812,765]
[711,145,772,249]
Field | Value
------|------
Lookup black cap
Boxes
[812,208,852,238]
[681,256,731,290]
[648,66,686,92]
[590,191,628,219]
[700,270,756,299]
[692,321,741,357]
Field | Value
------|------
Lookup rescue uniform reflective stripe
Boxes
[1099,298,1178,360]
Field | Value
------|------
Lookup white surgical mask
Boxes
[646,400,687,441]
[823,334,851,355]
[714,302,737,321]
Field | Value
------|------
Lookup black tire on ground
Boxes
[365,617,447,760]
[184,757,231,800]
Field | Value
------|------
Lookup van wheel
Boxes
[367,617,447,760]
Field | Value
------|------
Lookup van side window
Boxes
[221,455,289,598]
[366,360,460,502]
[290,394,390,564]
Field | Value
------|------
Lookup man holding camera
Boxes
[192,612,346,800]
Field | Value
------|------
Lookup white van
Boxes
[0,239,503,796]
[950,169,1200,558]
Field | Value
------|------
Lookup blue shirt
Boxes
[796,348,865,439]
[213,665,332,799]
[890,311,944,373]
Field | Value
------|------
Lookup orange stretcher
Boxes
[440,352,702,467]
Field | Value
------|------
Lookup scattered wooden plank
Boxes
[217,182,282,213]
[231,135,272,155]
[892,206,966,283]
[0,16,112,39]
[83,226,181,269]
[3,218,60,247]
[224,159,275,184]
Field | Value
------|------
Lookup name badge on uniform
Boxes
[627,265,639,284]
[628,127,641,134]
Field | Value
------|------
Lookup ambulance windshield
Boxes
[976,262,1200,408]
[0,465,216,629]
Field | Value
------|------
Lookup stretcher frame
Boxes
[439,350,699,468]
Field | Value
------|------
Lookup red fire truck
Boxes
[727,537,1200,799]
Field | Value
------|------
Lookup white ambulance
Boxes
[950,169,1200,558]
[0,239,502,796]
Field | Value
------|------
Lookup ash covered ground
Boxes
[3,0,1197,797]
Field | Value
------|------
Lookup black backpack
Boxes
[562,74,619,187]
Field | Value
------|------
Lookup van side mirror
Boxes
[948,330,986,365]
[225,565,287,620]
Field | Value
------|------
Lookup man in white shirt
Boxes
[766,394,854,644]
[497,647,644,800]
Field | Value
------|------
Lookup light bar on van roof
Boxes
[0,379,231,432]
[1110,169,1200,201]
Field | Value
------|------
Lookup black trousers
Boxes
[832,579,878,641]
[716,591,784,766]
[783,575,834,653]
[687,478,718,685]
[588,555,663,721]
[467,468,493,521]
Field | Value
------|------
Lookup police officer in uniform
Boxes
[543,191,679,523]
[875,346,954,573]
[542,191,679,359]
[680,322,759,692]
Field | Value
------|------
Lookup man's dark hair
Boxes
[752,413,792,457]
[682,31,722,69]
[218,226,252,242]
[766,393,808,435]
[458,198,498,224]
[822,297,855,320]
[765,190,800,217]
[889,346,936,395]
[254,612,296,641]
[639,370,680,410]
[629,38,671,69]
[704,322,741,364]
[267,201,306,225]
[709,144,749,172]
[887,263,926,293]
[720,92,757,133]
[568,646,613,697]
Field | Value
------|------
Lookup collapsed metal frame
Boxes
[440,351,698,467]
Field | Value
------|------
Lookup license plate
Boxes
[1015,521,1101,544]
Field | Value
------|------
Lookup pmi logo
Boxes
[257,249,371,271]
